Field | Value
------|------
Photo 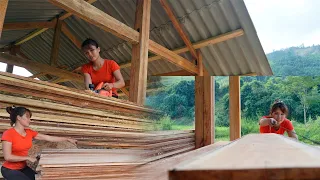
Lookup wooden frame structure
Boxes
[0,0,252,152]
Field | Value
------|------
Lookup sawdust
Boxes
[28,140,78,171]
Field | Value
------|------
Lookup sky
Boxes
[1,0,320,76]
[244,0,320,53]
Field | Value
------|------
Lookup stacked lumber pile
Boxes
[169,134,320,180]
[0,72,196,179]
[36,149,151,180]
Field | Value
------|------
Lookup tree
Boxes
[282,77,320,124]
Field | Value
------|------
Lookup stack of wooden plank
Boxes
[36,149,151,180]
[0,72,196,179]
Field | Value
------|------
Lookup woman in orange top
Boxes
[1,106,77,180]
[259,100,298,140]
[81,38,125,98]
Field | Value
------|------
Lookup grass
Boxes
[167,117,320,145]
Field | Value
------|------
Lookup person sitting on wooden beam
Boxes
[259,100,298,140]
[81,38,125,98]
[1,106,77,180]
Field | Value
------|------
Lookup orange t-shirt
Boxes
[82,59,120,95]
[1,128,38,170]
[259,116,294,135]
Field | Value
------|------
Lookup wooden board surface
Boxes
[170,134,320,180]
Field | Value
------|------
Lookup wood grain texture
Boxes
[170,134,320,180]
[0,0,8,38]
[229,76,241,140]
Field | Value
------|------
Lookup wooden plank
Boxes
[0,53,84,83]
[50,19,63,66]
[132,141,229,180]
[169,134,320,180]
[129,0,151,105]
[229,76,241,141]
[3,21,56,30]
[47,0,198,74]
[61,22,82,49]
[0,0,8,38]
[0,72,157,114]
[120,29,244,69]
[159,0,198,61]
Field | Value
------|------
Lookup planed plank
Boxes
[170,134,320,180]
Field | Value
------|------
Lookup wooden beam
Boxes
[159,0,198,61]
[50,19,63,66]
[229,76,241,141]
[152,70,194,76]
[129,0,151,105]
[48,0,139,43]
[13,0,96,46]
[195,76,214,148]
[49,78,69,84]
[47,0,198,74]
[0,0,8,38]
[0,53,83,83]
[15,28,49,45]
[3,21,56,30]
[120,29,244,69]
[120,88,129,97]
[29,72,47,79]
[60,0,97,20]
[148,41,198,74]
[61,22,82,49]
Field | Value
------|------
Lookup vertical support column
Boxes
[195,76,214,148]
[229,76,241,141]
[129,0,151,105]
[6,46,15,73]
[0,0,8,39]
[50,18,63,66]
[197,50,203,76]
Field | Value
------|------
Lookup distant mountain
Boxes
[267,45,320,76]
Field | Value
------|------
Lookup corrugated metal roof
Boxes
[4,0,63,23]
[1,0,272,84]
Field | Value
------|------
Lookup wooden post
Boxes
[129,0,151,105]
[6,47,15,73]
[229,76,241,140]
[195,76,214,148]
[0,0,8,38]
[197,50,204,76]
[50,18,63,66]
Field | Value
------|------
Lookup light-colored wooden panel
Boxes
[170,134,320,180]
